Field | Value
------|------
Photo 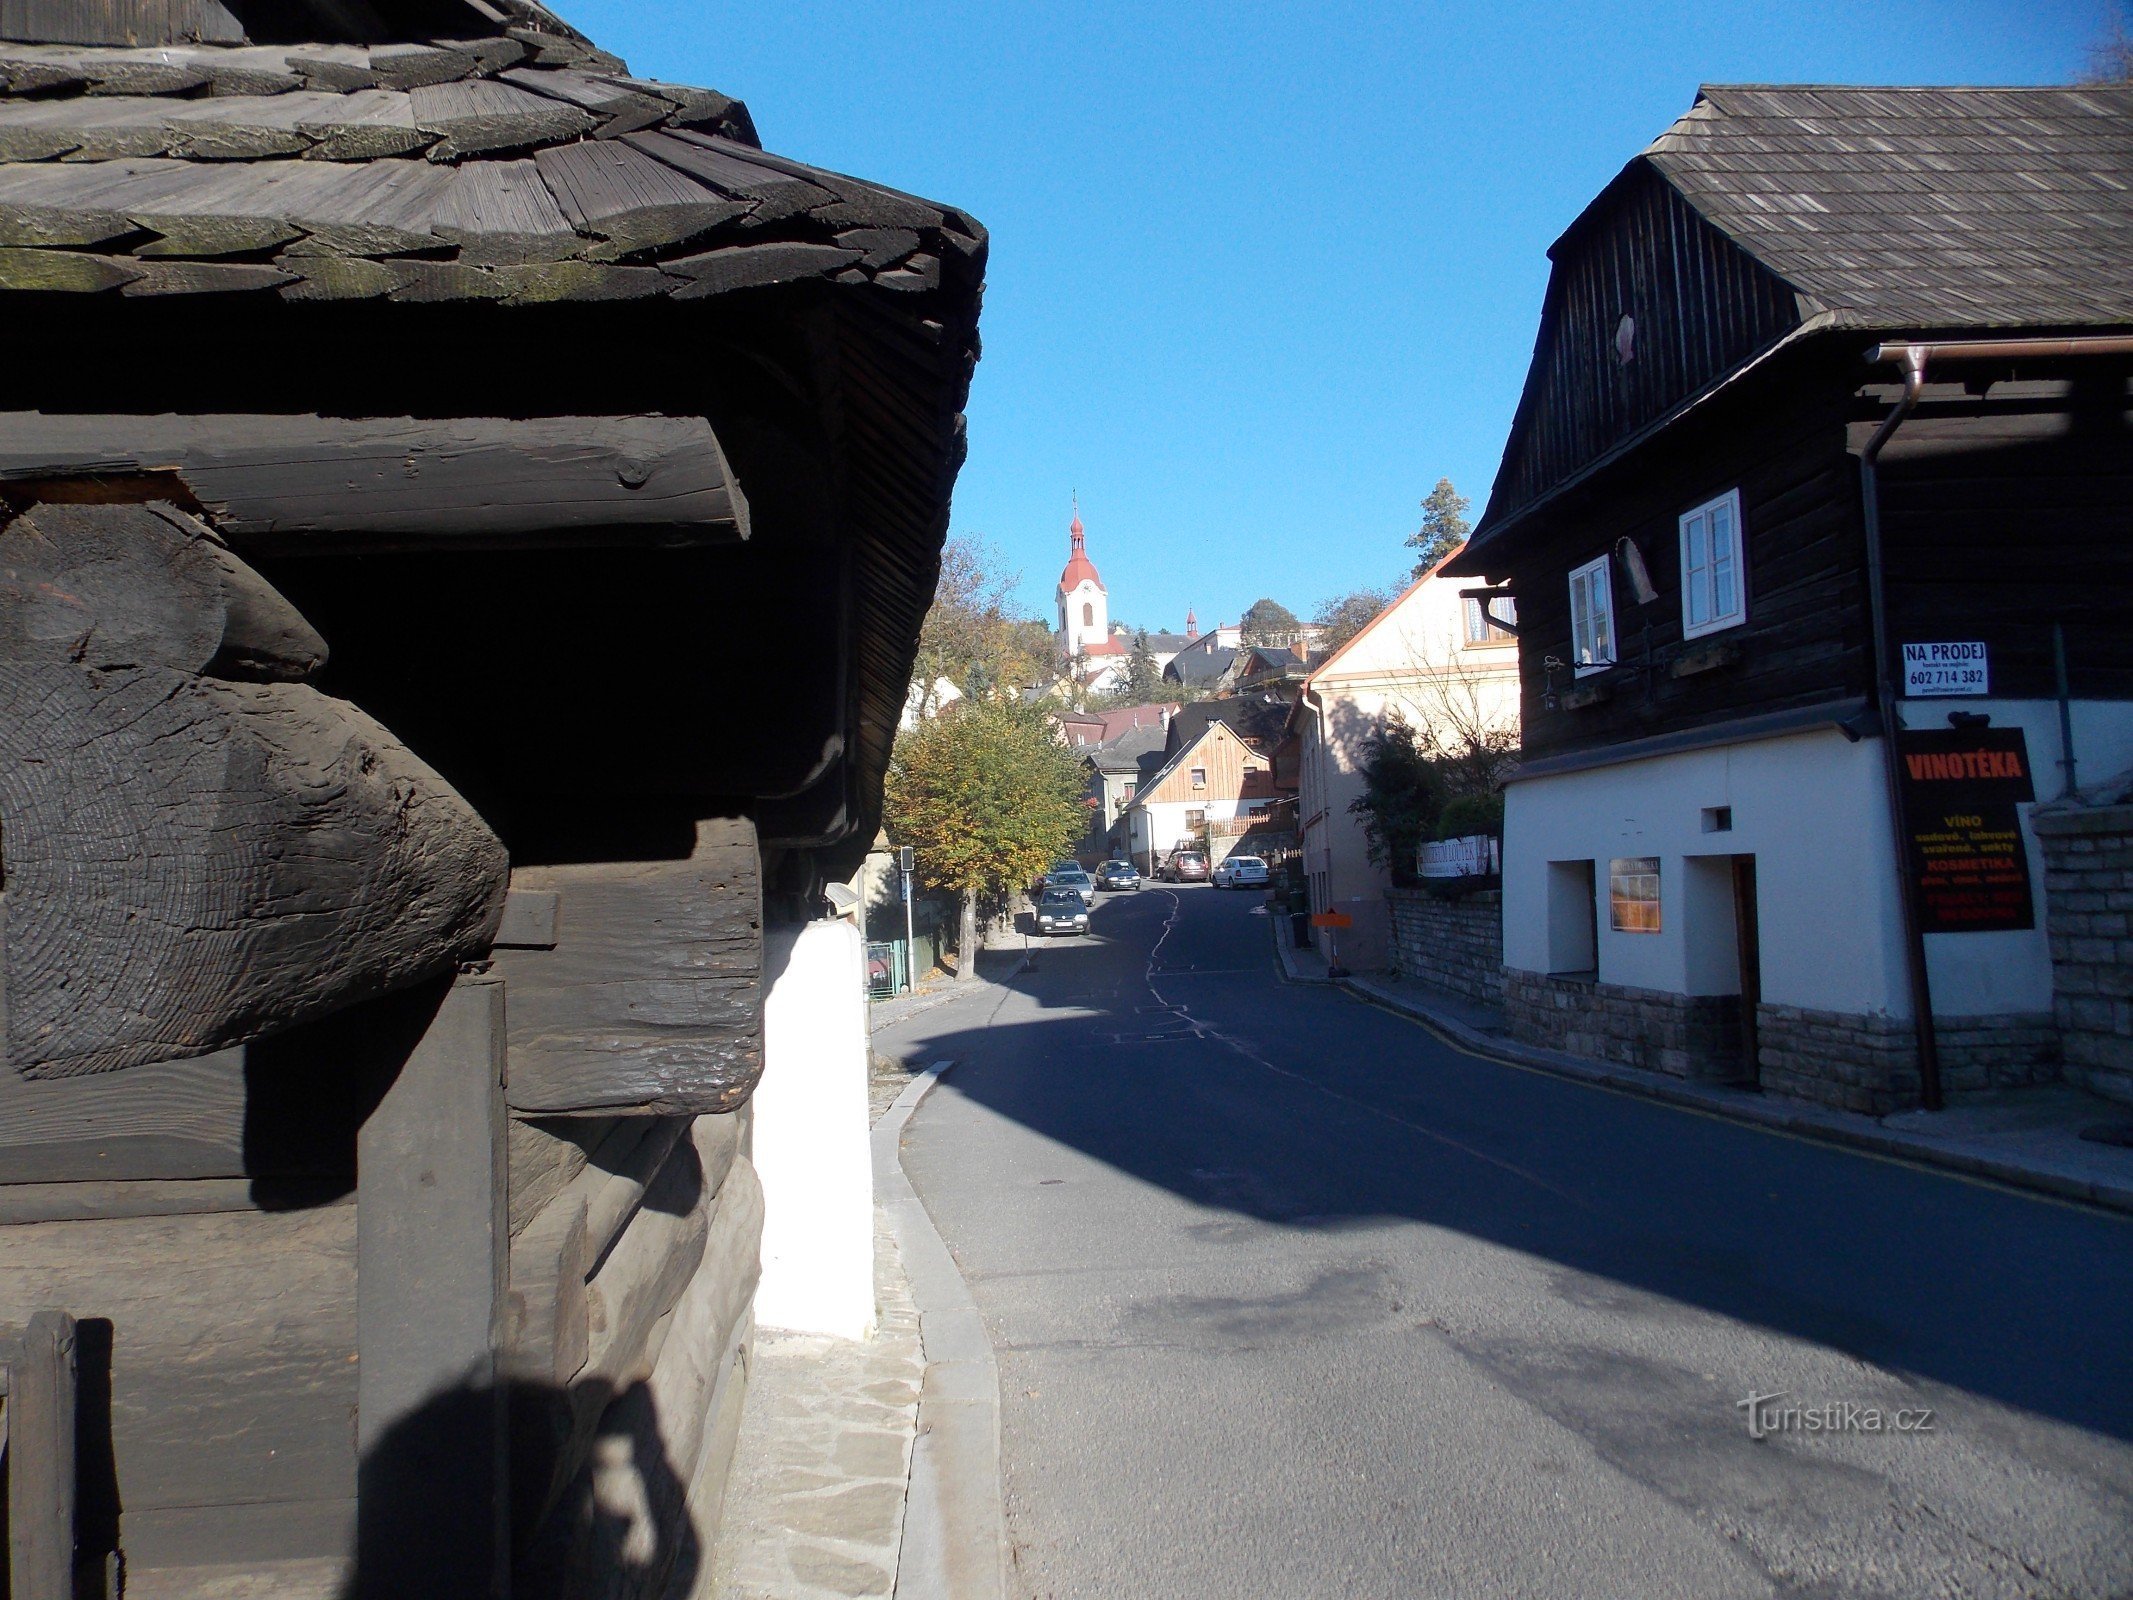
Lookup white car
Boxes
[1211,854,1271,890]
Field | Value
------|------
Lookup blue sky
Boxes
[569,0,2106,633]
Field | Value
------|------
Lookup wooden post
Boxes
[355,972,510,1598]
[5,1310,79,1600]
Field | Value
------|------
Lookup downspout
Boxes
[1300,683,1330,920]
[1859,344,1942,1109]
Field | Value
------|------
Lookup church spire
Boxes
[1185,607,1199,640]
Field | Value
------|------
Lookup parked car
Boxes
[1042,864,1097,906]
[1160,851,1209,883]
[1211,854,1271,889]
[1035,888,1090,936]
[1095,860,1141,891]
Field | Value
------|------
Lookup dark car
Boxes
[1035,888,1090,936]
[1095,860,1141,891]
[1161,851,1210,883]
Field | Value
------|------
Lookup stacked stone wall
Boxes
[2034,802,2133,1106]
[1386,887,1503,1005]
[1755,1006,2056,1114]
[1503,970,1745,1083]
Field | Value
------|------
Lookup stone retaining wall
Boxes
[1504,969,1745,1083]
[1387,887,1503,1004]
[1756,1005,2058,1115]
[2033,802,2133,1107]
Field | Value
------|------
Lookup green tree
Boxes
[1238,597,1302,646]
[885,699,1087,979]
[1406,478,1471,577]
[1114,629,1164,703]
[1346,716,1444,886]
[911,535,1056,710]
[1312,586,1397,655]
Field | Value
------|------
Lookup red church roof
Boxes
[1056,508,1104,594]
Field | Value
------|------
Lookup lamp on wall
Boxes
[1542,654,1566,712]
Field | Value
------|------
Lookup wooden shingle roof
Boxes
[0,14,982,303]
[1639,84,2133,331]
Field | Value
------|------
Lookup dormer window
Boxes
[1569,555,1615,676]
[1680,489,1745,638]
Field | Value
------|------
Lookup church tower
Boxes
[1055,503,1113,660]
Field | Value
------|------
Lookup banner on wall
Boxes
[1896,726,2036,934]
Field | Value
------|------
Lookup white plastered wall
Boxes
[1503,701,2133,1021]
[752,919,875,1340]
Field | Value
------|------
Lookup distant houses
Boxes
[1284,558,1522,969]
[1123,720,1279,872]
[1448,84,2133,1112]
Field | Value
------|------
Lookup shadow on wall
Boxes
[336,1376,701,1600]
[903,927,2133,1444]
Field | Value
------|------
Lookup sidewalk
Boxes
[715,1050,1006,1600]
[1270,915,2133,1216]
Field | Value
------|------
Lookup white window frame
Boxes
[1569,555,1615,677]
[1678,488,1746,640]
[1190,766,1207,789]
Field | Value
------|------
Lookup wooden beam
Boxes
[0,500,508,1078]
[4,1309,78,1600]
[355,973,509,1599]
[0,413,750,550]
[493,820,764,1116]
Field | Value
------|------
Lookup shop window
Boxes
[1609,856,1662,933]
[1569,556,1614,675]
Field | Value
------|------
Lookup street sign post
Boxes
[898,845,916,993]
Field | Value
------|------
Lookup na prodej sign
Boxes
[1897,726,2035,933]
[1901,641,1988,697]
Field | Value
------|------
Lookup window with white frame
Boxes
[1190,766,1207,789]
[1463,594,1518,646]
[1679,488,1745,638]
[1569,555,1615,675]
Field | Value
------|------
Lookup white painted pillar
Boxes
[752,919,876,1339]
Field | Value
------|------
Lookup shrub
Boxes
[1436,792,1504,840]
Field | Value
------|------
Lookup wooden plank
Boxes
[273,158,453,256]
[493,820,764,1116]
[293,90,430,163]
[0,413,749,547]
[0,245,138,293]
[409,77,596,161]
[6,1309,77,1600]
[0,1177,348,1225]
[533,137,747,258]
[121,260,295,296]
[499,66,668,137]
[369,43,474,91]
[494,888,562,950]
[0,1204,359,1515]
[0,1048,248,1185]
[0,0,244,46]
[506,1115,622,1238]
[274,256,404,300]
[660,240,862,301]
[355,972,510,1598]
[430,156,583,264]
[582,1116,690,1272]
[622,128,835,223]
[494,259,669,303]
[505,1191,587,1386]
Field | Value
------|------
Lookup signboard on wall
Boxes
[1901,641,1989,697]
[1897,726,2036,933]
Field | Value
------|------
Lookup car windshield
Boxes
[1039,892,1083,909]
[1230,857,1264,868]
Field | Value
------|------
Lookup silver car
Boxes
[1211,854,1271,889]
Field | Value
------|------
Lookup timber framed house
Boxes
[1447,85,2133,1113]
[0,0,982,1592]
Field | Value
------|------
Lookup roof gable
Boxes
[1469,84,2133,553]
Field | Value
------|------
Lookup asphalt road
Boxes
[875,885,2133,1600]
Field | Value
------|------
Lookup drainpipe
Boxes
[1300,686,1326,915]
[1859,344,1942,1110]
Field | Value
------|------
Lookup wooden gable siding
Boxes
[1488,164,1803,529]
[1144,724,1265,807]
[1873,372,2133,702]
[1502,366,1867,765]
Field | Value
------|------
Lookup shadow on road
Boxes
[895,892,2133,1444]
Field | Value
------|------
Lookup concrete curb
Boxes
[1268,912,1332,984]
[873,1061,1008,1600]
[1340,972,2133,1218]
